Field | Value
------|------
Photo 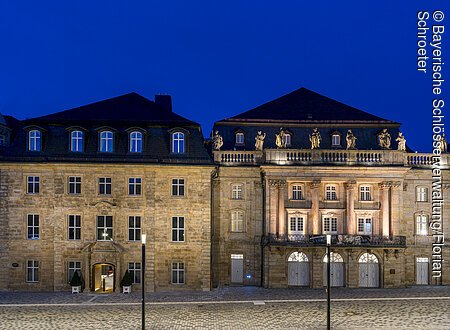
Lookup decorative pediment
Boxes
[82,241,124,253]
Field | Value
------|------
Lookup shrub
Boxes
[120,270,134,287]
[69,271,82,287]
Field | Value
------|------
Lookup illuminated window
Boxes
[416,214,428,235]
[289,216,305,235]
[70,131,84,152]
[332,134,341,146]
[357,217,372,235]
[235,132,244,144]
[283,133,291,147]
[130,131,143,153]
[232,184,243,200]
[28,130,41,151]
[416,187,428,202]
[99,131,113,152]
[172,132,185,153]
[231,211,244,232]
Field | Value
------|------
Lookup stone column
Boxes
[310,180,321,235]
[379,182,392,237]
[391,181,401,236]
[277,180,287,237]
[268,180,278,235]
[345,181,356,235]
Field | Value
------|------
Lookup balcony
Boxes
[213,150,263,165]
[263,234,406,248]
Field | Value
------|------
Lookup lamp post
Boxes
[326,234,331,330]
[141,234,146,330]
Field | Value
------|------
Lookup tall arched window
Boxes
[99,131,113,152]
[129,131,143,153]
[28,130,41,151]
[172,132,185,154]
[70,131,84,152]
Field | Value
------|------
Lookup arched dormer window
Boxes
[172,131,185,154]
[70,130,84,152]
[129,131,143,153]
[235,132,245,145]
[28,129,42,151]
[99,130,114,153]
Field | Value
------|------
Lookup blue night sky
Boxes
[0,0,448,151]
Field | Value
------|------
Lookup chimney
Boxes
[155,94,172,112]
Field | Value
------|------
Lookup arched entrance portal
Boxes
[92,263,115,293]
[323,252,344,287]
[287,252,310,286]
[358,253,379,288]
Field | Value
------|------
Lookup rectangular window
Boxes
[70,131,84,152]
[416,187,428,202]
[235,133,244,144]
[68,176,81,195]
[231,184,243,200]
[171,216,185,242]
[128,178,142,195]
[357,218,372,234]
[68,215,81,240]
[172,132,185,154]
[171,262,185,284]
[292,185,303,200]
[27,214,39,239]
[323,217,337,234]
[231,211,244,232]
[360,186,371,201]
[26,260,39,282]
[325,185,337,200]
[97,215,113,241]
[332,134,341,146]
[283,134,291,147]
[289,216,305,234]
[99,177,112,195]
[172,179,185,196]
[27,176,40,194]
[99,131,113,152]
[128,216,141,241]
[416,214,428,235]
[28,130,41,151]
[68,261,81,283]
[128,262,141,284]
[129,131,143,153]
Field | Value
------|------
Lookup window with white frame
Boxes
[360,185,372,201]
[68,176,81,195]
[292,185,303,200]
[357,217,372,235]
[289,216,305,235]
[128,177,142,195]
[325,185,338,200]
[416,187,428,202]
[231,210,244,232]
[27,176,40,194]
[28,130,41,151]
[128,216,141,241]
[172,179,185,196]
[99,177,112,195]
[171,216,185,242]
[231,184,243,200]
[323,217,337,234]
[128,262,141,284]
[68,214,81,240]
[97,215,113,241]
[26,260,39,282]
[172,132,185,154]
[416,214,428,235]
[129,131,143,153]
[99,131,113,152]
[68,261,81,283]
[283,133,291,147]
[332,134,341,146]
[70,130,83,152]
[27,214,39,239]
[171,262,185,284]
[235,132,244,144]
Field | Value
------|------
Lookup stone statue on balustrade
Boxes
[395,132,406,151]
[440,134,448,153]
[346,130,357,150]
[254,131,266,151]
[212,130,223,151]
[309,128,321,149]
[378,128,391,149]
[275,128,286,149]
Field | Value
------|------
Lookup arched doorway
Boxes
[92,263,115,293]
[323,252,344,287]
[358,253,379,288]
[287,252,310,286]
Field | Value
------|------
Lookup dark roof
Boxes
[26,92,198,126]
[219,87,397,124]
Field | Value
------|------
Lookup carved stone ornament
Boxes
[345,180,357,190]
[378,181,392,189]
[309,179,321,189]
[268,179,287,188]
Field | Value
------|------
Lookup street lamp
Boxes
[141,233,146,330]
[326,234,331,330]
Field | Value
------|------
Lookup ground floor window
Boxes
[128,262,141,284]
[171,262,185,284]
[68,261,81,283]
[26,260,39,282]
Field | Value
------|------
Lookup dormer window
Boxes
[70,131,84,152]
[130,131,143,153]
[0,134,5,146]
[172,132,185,154]
[235,132,244,145]
[283,133,291,147]
[99,131,113,153]
[28,130,41,151]
[332,134,341,146]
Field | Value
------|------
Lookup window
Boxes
[231,210,244,232]
[27,176,40,194]
[332,134,341,146]
[172,179,185,196]
[171,262,185,284]
[292,185,303,200]
[68,261,81,283]
[231,184,243,200]
[128,216,141,241]
[68,215,81,240]
[283,133,291,147]
[28,130,41,151]
[97,215,113,241]
[416,187,428,202]
[289,216,305,235]
[172,132,185,154]
[70,131,83,152]
[128,178,142,195]
[128,262,141,284]
[99,131,113,152]
[235,132,244,144]
[99,177,112,195]
[129,131,143,153]
[68,176,81,195]
[360,186,371,201]
[325,185,337,200]
[26,260,39,282]
[357,217,372,235]
[416,214,428,235]
[172,216,185,242]
[0,134,5,146]
[323,217,337,234]
[27,214,39,239]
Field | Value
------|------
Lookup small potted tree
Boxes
[70,271,82,294]
[120,270,133,294]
